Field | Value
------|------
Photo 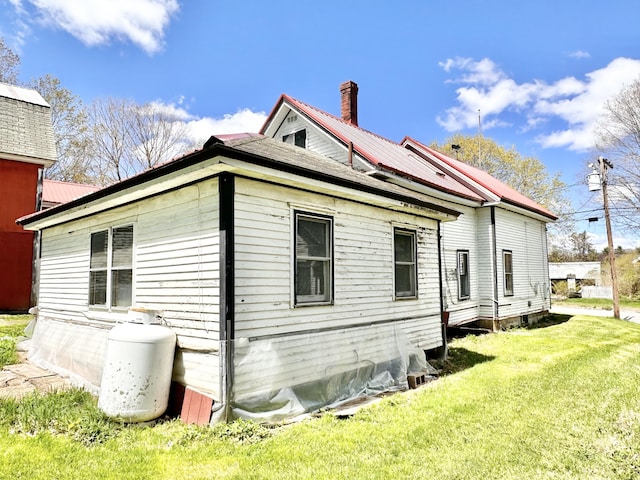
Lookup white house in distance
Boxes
[18,82,556,424]
[261,81,557,331]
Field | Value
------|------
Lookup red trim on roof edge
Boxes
[404,137,557,220]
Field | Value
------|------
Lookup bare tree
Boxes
[89,98,191,185]
[30,75,95,183]
[596,76,640,233]
[0,37,20,84]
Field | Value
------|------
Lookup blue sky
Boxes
[2,0,640,248]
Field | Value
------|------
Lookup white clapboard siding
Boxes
[494,208,550,319]
[277,110,348,164]
[173,350,220,397]
[440,206,480,325]
[233,178,443,368]
[476,208,497,320]
[35,179,223,394]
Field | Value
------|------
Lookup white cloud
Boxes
[437,56,640,151]
[568,50,591,59]
[10,0,179,54]
[183,108,267,145]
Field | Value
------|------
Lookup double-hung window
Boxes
[295,212,332,305]
[283,129,307,148]
[394,228,417,299]
[503,250,514,296]
[90,225,133,308]
[457,250,470,300]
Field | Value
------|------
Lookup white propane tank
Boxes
[98,323,176,422]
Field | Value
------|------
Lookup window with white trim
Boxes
[503,250,514,297]
[394,228,417,298]
[90,225,133,308]
[295,212,332,305]
[457,250,470,300]
[283,129,307,148]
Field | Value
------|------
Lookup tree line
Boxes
[4,36,640,266]
[1,37,198,186]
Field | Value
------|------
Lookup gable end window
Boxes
[283,129,307,148]
[90,225,133,308]
[503,250,514,297]
[394,228,417,299]
[457,250,470,300]
[295,212,333,305]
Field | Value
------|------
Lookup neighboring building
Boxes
[0,82,56,312]
[42,179,100,209]
[549,261,602,294]
[260,81,556,330]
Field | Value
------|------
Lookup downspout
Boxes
[437,221,448,360]
[491,206,499,329]
[218,173,235,422]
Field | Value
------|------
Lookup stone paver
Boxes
[0,362,71,400]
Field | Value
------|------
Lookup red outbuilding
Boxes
[0,83,56,312]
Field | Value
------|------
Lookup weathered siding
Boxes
[476,208,496,321]
[274,111,348,165]
[494,208,550,321]
[440,206,479,326]
[233,178,442,394]
[35,180,222,397]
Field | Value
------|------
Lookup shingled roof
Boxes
[0,82,57,166]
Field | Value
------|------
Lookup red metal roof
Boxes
[262,95,484,202]
[42,179,100,206]
[403,137,557,220]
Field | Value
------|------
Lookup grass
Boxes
[552,296,640,310]
[1,314,640,479]
[0,314,30,368]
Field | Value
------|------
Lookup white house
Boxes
[18,82,556,424]
[19,135,458,423]
[260,81,557,330]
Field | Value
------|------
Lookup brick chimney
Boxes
[340,80,358,126]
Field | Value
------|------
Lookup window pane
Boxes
[394,229,416,297]
[395,264,415,297]
[294,129,306,148]
[89,271,107,305]
[112,226,133,267]
[394,232,414,263]
[90,231,108,268]
[504,251,513,295]
[296,260,327,297]
[295,213,332,305]
[297,218,328,258]
[111,269,132,307]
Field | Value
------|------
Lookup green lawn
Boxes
[0,315,31,367]
[552,296,640,310]
[1,314,640,479]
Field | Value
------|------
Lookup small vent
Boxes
[287,115,298,123]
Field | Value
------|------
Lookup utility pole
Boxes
[599,156,620,319]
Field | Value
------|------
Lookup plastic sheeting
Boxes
[230,323,431,423]
[28,316,109,394]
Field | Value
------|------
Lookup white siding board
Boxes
[274,110,348,164]
[35,178,223,396]
[493,208,550,320]
[233,178,443,354]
